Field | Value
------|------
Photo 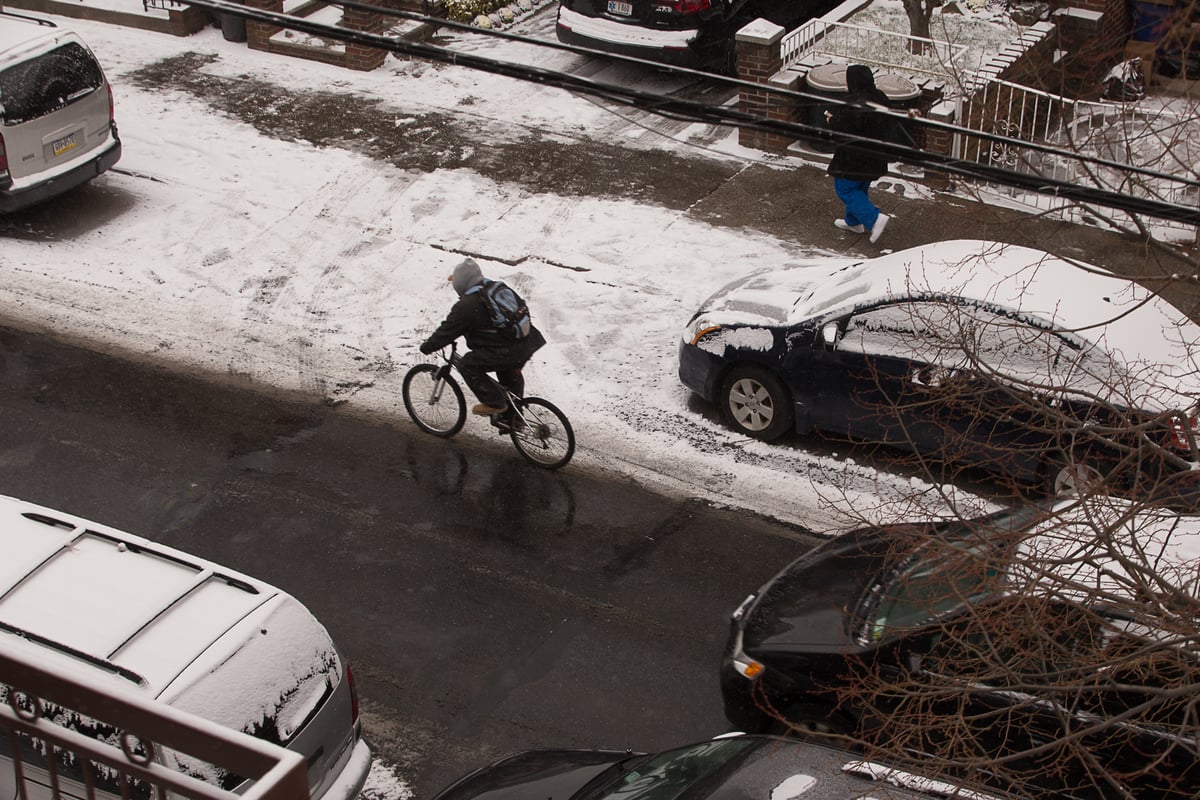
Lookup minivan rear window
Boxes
[0,41,102,125]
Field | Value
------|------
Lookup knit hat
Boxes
[449,258,484,296]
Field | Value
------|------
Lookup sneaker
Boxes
[472,402,508,416]
[834,219,866,234]
[869,213,890,243]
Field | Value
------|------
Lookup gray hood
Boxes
[451,258,484,296]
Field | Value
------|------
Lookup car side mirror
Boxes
[821,322,839,347]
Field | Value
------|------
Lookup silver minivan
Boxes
[0,10,121,213]
[0,494,371,800]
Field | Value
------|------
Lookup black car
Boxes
[720,497,1200,799]
[678,240,1200,497]
[554,0,837,72]
[430,733,999,800]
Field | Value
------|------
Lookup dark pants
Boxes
[459,348,528,408]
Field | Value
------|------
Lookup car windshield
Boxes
[855,504,1048,643]
[576,738,758,800]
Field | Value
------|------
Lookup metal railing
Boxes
[953,75,1200,232]
[1,646,308,800]
[779,19,973,82]
[143,0,186,11]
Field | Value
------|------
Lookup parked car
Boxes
[720,496,1200,799]
[678,239,1200,497]
[554,0,839,72]
[0,10,122,213]
[0,494,371,800]
[430,732,1001,800]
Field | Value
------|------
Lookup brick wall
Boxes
[734,19,786,151]
[343,4,389,71]
[244,0,284,51]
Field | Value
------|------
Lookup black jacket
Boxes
[826,66,896,183]
[826,100,893,182]
[422,292,547,356]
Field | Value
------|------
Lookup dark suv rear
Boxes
[555,0,834,72]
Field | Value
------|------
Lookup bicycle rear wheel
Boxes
[510,397,575,469]
[402,364,466,437]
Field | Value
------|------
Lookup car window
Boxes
[834,301,1096,387]
[0,41,103,125]
[579,738,757,800]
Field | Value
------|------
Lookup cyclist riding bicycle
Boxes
[419,258,546,417]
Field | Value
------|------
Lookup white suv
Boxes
[0,10,121,213]
[0,494,372,800]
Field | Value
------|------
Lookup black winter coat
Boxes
[422,292,547,357]
[826,101,893,182]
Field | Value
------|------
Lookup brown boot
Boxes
[472,402,507,416]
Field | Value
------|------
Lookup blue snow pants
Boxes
[834,177,880,230]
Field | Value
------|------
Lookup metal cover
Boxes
[806,63,847,92]
[806,64,920,101]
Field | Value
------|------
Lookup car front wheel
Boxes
[1045,450,1105,497]
[721,366,793,441]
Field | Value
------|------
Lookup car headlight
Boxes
[684,315,721,346]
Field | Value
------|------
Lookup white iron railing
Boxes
[779,19,973,82]
[1,646,308,800]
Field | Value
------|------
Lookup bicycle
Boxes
[402,343,576,470]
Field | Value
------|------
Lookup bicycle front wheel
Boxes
[402,364,466,437]
[510,397,575,469]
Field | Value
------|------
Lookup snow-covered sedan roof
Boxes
[697,240,1200,407]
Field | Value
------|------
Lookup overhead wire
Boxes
[181,0,1200,224]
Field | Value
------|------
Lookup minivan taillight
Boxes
[346,664,360,724]
[0,131,9,187]
[664,0,710,12]
[1170,412,1198,452]
[107,83,115,122]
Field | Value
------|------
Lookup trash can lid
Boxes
[876,73,920,100]
[806,63,848,92]
[806,64,921,101]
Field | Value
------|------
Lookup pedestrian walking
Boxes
[824,64,895,244]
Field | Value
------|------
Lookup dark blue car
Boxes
[678,240,1200,495]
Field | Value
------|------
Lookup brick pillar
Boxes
[344,4,388,71]
[244,0,283,52]
[735,19,785,151]
[921,100,956,191]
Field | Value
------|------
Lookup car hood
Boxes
[432,749,631,800]
[742,533,893,653]
[692,259,854,328]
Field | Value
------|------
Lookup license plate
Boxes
[607,1,633,15]
[52,132,78,157]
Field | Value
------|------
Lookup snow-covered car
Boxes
[430,733,1002,800]
[0,494,371,800]
[721,495,1200,799]
[554,0,839,72]
[678,239,1200,496]
[0,10,121,213]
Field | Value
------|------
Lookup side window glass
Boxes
[836,302,963,367]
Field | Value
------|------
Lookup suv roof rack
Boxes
[0,9,57,26]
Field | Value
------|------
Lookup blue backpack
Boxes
[468,279,531,340]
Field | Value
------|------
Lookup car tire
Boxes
[1044,450,1104,497]
[721,366,793,441]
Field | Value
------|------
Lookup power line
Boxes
[183,0,1200,225]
